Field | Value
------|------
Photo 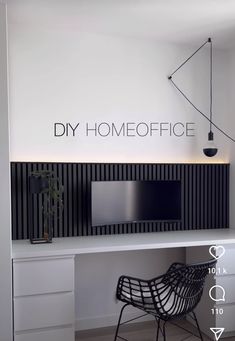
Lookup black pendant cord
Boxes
[169,77,235,143]
[170,39,209,77]
[168,38,235,143]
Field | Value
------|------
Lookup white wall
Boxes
[6,2,233,331]
[0,4,13,341]
[7,5,229,163]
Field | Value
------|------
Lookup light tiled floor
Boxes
[76,319,234,341]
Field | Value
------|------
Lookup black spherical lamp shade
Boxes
[203,147,218,157]
[203,131,218,157]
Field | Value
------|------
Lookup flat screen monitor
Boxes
[91,180,181,226]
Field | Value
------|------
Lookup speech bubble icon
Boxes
[209,285,225,302]
[209,245,225,260]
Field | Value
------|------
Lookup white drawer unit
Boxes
[215,304,235,333]
[13,256,74,296]
[14,292,74,331]
[216,246,235,275]
[186,244,235,339]
[13,256,75,341]
[215,276,235,304]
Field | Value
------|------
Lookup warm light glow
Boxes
[10,156,229,164]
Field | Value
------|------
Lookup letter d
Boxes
[54,123,65,137]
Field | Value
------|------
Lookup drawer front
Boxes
[14,292,74,332]
[215,276,235,304]
[216,303,235,332]
[15,327,74,341]
[216,246,235,275]
[14,256,74,296]
[187,245,235,275]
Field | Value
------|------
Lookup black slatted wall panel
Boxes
[11,163,229,240]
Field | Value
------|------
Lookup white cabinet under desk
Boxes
[12,229,235,341]
[13,255,75,341]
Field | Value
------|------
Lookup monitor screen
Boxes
[91,180,181,226]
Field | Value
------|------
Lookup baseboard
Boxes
[75,311,153,331]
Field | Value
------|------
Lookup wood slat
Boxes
[11,163,230,240]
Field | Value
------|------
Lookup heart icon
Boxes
[209,245,225,260]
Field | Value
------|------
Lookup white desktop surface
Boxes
[12,229,235,259]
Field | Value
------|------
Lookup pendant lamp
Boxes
[203,38,218,157]
[168,37,220,157]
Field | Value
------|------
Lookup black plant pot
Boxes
[29,175,49,194]
[28,174,52,244]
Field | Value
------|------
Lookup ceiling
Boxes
[6,0,235,48]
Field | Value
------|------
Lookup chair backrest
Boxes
[150,259,217,320]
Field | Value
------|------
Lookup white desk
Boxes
[12,229,235,259]
[12,229,235,341]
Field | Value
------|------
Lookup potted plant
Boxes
[29,170,63,243]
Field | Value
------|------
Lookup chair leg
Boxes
[155,318,160,341]
[162,321,167,341]
[155,318,167,341]
[113,303,129,341]
[192,312,204,341]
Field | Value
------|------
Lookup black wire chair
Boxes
[114,259,217,341]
